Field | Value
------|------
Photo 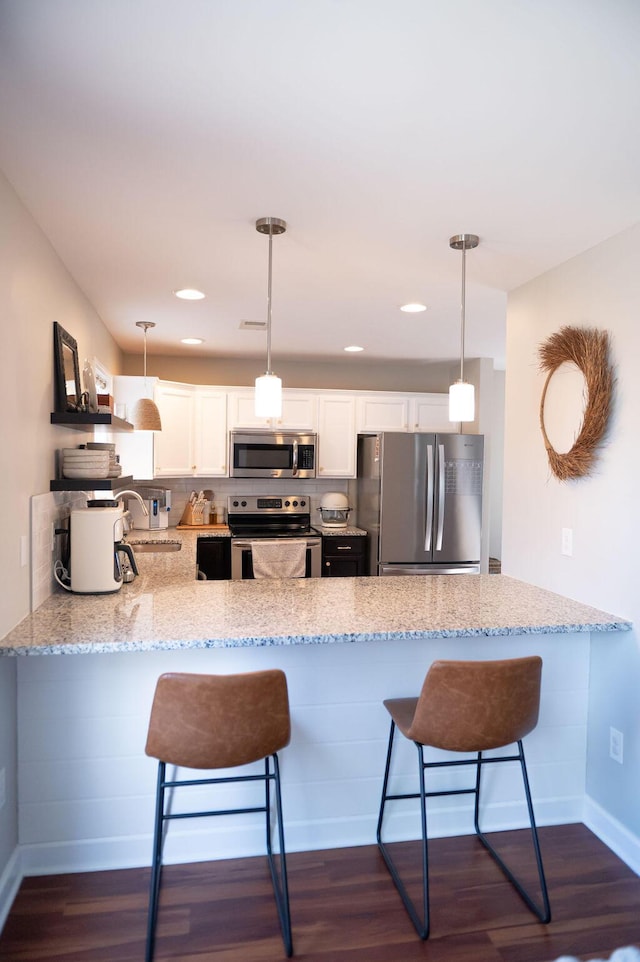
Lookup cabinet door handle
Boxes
[336,545,352,550]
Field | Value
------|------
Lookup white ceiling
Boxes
[1,1,639,369]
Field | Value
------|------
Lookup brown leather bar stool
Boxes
[376,656,551,938]
[144,669,293,960]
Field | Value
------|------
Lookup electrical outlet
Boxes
[609,727,624,764]
[0,768,5,811]
[561,527,573,556]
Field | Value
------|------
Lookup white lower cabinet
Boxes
[317,395,356,477]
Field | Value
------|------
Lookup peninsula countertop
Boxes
[0,528,630,655]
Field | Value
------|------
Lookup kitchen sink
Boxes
[129,541,182,552]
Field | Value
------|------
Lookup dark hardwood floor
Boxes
[1,824,639,961]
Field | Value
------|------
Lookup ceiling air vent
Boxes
[239,320,266,331]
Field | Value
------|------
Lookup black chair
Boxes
[144,669,293,959]
[376,656,551,938]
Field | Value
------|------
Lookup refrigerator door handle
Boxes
[425,443,434,551]
[436,443,445,551]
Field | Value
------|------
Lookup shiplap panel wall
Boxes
[17,632,589,875]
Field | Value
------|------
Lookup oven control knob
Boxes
[300,499,306,507]
[292,500,298,507]
[241,500,247,507]
[231,499,239,507]
[284,500,290,506]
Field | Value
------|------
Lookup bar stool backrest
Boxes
[407,656,542,752]
[145,669,291,769]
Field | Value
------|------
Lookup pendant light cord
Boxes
[266,225,273,375]
[143,326,148,390]
[460,238,466,383]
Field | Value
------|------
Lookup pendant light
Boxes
[255,216,286,418]
[448,233,479,422]
[131,321,162,431]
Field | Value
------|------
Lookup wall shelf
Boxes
[50,412,133,431]
[50,476,134,492]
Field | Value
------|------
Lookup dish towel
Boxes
[250,539,307,579]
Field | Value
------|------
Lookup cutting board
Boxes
[176,523,229,531]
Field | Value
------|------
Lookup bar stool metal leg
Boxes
[266,753,293,956]
[473,744,551,923]
[376,720,431,939]
[145,761,166,962]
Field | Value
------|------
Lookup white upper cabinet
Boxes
[153,383,195,477]
[193,389,228,476]
[112,375,156,480]
[152,383,229,478]
[356,394,410,432]
[317,395,356,477]
[113,376,452,482]
[228,389,317,431]
[410,394,458,433]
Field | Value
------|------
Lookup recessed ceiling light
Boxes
[344,345,364,352]
[181,337,204,345]
[174,288,206,300]
[400,302,427,313]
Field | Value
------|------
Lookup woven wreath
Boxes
[538,326,614,481]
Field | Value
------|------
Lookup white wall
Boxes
[502,221,640,846]
[0,169,123,897]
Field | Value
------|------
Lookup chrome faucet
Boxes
[117,490,149,517]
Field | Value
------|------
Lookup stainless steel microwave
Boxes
[230,431,317,479]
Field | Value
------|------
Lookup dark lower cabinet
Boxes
[196,537,231,580]
[322,536,366,577]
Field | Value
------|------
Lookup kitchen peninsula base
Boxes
[17,629,591,877]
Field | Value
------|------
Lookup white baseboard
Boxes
[0,847,22,934]
[19,795,584,877]
[584,795,640,876]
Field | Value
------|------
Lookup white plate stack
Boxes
[62,448,110,479]
[87,442,122,479]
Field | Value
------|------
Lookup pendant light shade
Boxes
[448,233,478,423]
[255,373,283,418]
[131,321,162,431]
[255,216,286,418]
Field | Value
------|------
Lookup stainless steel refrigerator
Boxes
[357,432,484,576]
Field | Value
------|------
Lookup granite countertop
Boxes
[0,527,630,655]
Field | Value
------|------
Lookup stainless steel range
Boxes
[227,495,322,579]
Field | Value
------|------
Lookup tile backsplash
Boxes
[30,491,87,611]
[139,477,356,530]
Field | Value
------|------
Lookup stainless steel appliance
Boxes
[228,494,322,579]
[230,431,317,479]
[357,432,484,576]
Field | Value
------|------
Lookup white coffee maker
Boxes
[67,493,146,594]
